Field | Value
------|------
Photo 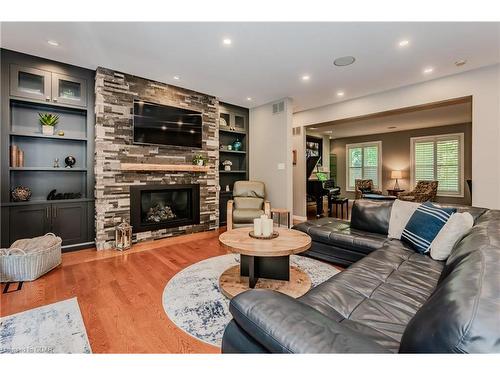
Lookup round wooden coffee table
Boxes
[218,227,312,298]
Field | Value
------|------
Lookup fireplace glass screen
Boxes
[141,190,190,225]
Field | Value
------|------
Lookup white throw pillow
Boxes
[388,200,420,239]
[430,212,474,261]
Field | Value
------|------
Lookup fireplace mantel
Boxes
[121,163,210,172]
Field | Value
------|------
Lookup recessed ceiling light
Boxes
[173,76,180,80]
[337,91,345,97]
[189,130,195,134]
[302,75,310,81]
[177,121,183,126]
[325,131,333,134]
[423,67,434,74]
[222,38,232,46]
[246,97,252,101]
[310,127,317,130]
[161,126,167,131]
[455,59,467,67]
[398,40,410,47]
[333,56,356,67]
[47,40,59,46]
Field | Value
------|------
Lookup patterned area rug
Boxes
[162,254,339,347]
[0,297,91,354]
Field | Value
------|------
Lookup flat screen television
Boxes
[133,100,203,148]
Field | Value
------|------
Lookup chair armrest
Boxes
[264,201,271,217]
[226,200,234,230]
[229,290,390,353]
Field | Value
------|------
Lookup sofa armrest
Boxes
[228,290,390,353]
[227,200,234,230]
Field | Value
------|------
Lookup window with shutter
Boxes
[346,141,382,191]
[411,133,464,196]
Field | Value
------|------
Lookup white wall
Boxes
[249,98,293,212]
[293,64,500,216]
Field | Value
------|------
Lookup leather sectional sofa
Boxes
[221,200,500,353]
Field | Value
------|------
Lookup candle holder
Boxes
[249,230,279,240]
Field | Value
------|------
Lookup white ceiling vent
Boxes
[272,101,285,114]
[292,127,301,136]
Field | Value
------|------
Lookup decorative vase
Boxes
[232,139,242,151]
[224,165,231,171]
[42,125,54,135]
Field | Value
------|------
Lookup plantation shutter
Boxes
[412,134,463,195]
[347,142,381,190]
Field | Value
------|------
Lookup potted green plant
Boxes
[192,154,206,166]
[38,113,59,136]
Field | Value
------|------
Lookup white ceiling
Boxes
[307,100,472,139]
[1,22,499,111]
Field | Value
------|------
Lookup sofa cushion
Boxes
[401,202,456,254]
[233,208,264,224]
[294,217,388,255]
[388,200,420,239]
[350,200,393,235]
[299,242,444,352]
[430,212,474,261]
[233,196,264,210]
[233,180,265,198]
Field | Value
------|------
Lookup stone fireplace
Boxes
[130,184,200,232]
[94,67,219,250]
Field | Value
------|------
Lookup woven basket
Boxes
[0,233,62,282]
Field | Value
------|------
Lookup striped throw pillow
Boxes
[401,202,456,254]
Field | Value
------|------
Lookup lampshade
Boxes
[391,170,403,179]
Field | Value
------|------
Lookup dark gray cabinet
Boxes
[10,64,87,108]
[7,201,89,247]
[9,204,51,242]
[52,73,87,107]
[10,65,52,102]
[51,202,88,246]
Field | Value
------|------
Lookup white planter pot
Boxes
[197,159,204,166]
[224,165,231,171]
[42,125,54,135]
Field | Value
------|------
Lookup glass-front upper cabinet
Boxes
[10,65,52,102]
[52,73,87,107]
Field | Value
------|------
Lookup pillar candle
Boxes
[262,218,273,237]
[253,218,262,236]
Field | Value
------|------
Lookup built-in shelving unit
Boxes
[218,102,249,226]
[1,49,95,250]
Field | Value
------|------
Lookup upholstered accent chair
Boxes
[354,179,382,199]
[227,181,271,230]
[398,180,439,203]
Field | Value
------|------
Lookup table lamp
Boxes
[391,170,402,190]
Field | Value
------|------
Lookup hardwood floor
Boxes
[0,229,231,353]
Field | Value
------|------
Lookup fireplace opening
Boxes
[130,184,200,232]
